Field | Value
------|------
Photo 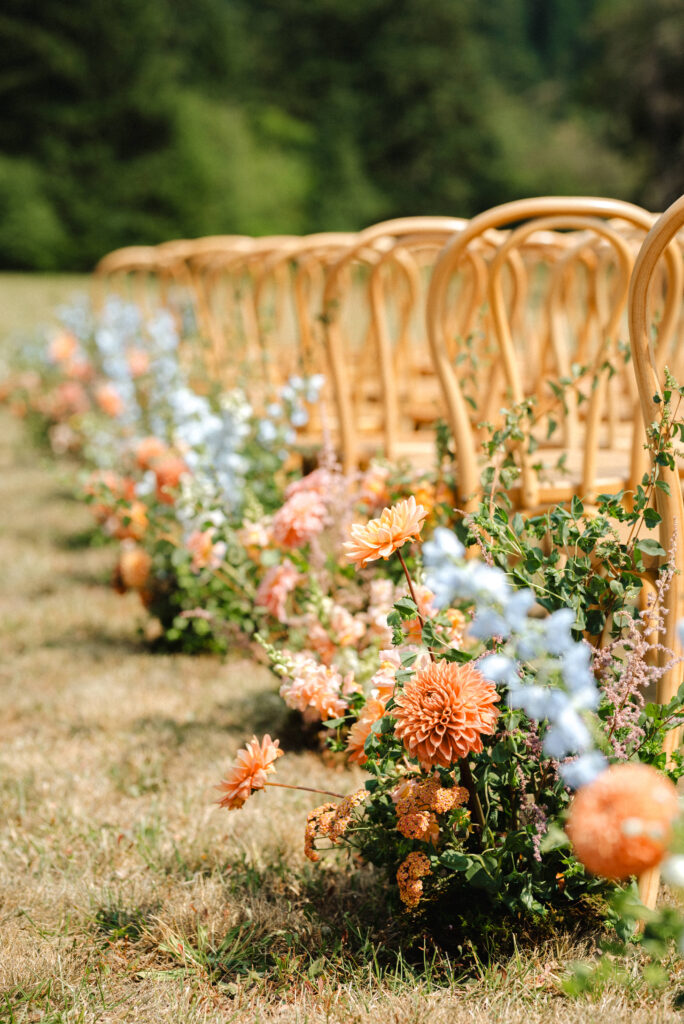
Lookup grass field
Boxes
[2,277,684,1022]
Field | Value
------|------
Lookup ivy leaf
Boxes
[540,823,571,853]
[642,507,662,529]
[393,597,418,619]
[440,850,471,872]
[635,538,666,558]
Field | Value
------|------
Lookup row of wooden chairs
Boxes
[94,202,683,515]
[95,195,684,907]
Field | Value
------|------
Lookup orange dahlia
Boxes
[346,698,387,764]
[565,763,680,881]
[217,735,283,811]
[393,661,500,768]
[343,497,427,569]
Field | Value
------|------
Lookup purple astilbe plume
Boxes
[514,763,549,862]
[594,532,680,758]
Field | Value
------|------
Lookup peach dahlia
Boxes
[393,660,500,768]
[343,497,427,569]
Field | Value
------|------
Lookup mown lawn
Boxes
[1,278,683,1022]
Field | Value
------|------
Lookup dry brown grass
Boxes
[1,277,684,1022]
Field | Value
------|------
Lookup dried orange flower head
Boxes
[565,763,680,881]
[394,661,500,768]
[343,497,427,569]
[397,851,432,908]
[217,735,283,811]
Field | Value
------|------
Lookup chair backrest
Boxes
[628,194,684,742]
[321,216,468,471]
[426,197,681,511]
[93,246,167,315]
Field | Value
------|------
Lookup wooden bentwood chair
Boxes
[627,193,684,909]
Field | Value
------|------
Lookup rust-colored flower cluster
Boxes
[394,661,500,768]
[396,851,432,908]
[392,775,469,845]
[304,789,367,861]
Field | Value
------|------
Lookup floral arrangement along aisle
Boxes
[219,496,684,955]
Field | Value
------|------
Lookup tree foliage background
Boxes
[0,0,682,269]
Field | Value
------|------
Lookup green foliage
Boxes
[1,0,680,268]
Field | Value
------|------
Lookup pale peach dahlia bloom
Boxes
[343,497,427,569]
[255,560,300,622]
[187,528,226,571]
[394,660,500,768]
[279,653,348,722]
[217,735,283,810]
[346,698,388,765]
[565,763,680,880]
[272,489,327,549]
[285,468,332,499]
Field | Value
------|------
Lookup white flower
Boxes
[559,752,607,789]
[478,653,518,685]
[423,527,465,565]
[542,707,591,759]
[662,855,684,889]
[561,643,594,692]
[290,406,309,428]
[504,589,536,631]
[541,608,577,655]
[258,420,278,444]
[470,607,509,640]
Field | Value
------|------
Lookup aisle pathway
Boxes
[0,410,334,1020]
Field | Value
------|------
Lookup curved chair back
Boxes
[426,197,681,511]
[321,216,468,471]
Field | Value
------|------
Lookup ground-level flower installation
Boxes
[219,496,684,949]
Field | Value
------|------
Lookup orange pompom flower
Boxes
[343,497,428,569]
[217,735,283,811]
[565,763,680,881]
[394,660,500,768]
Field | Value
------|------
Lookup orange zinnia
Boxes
[565,763,679,881]
[394,661,500,768]
[343,497,427,569]
[217,735,283,811]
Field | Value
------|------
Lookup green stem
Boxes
[459,757,486,847]
[396,547,436,662]
[264,781,346,799]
